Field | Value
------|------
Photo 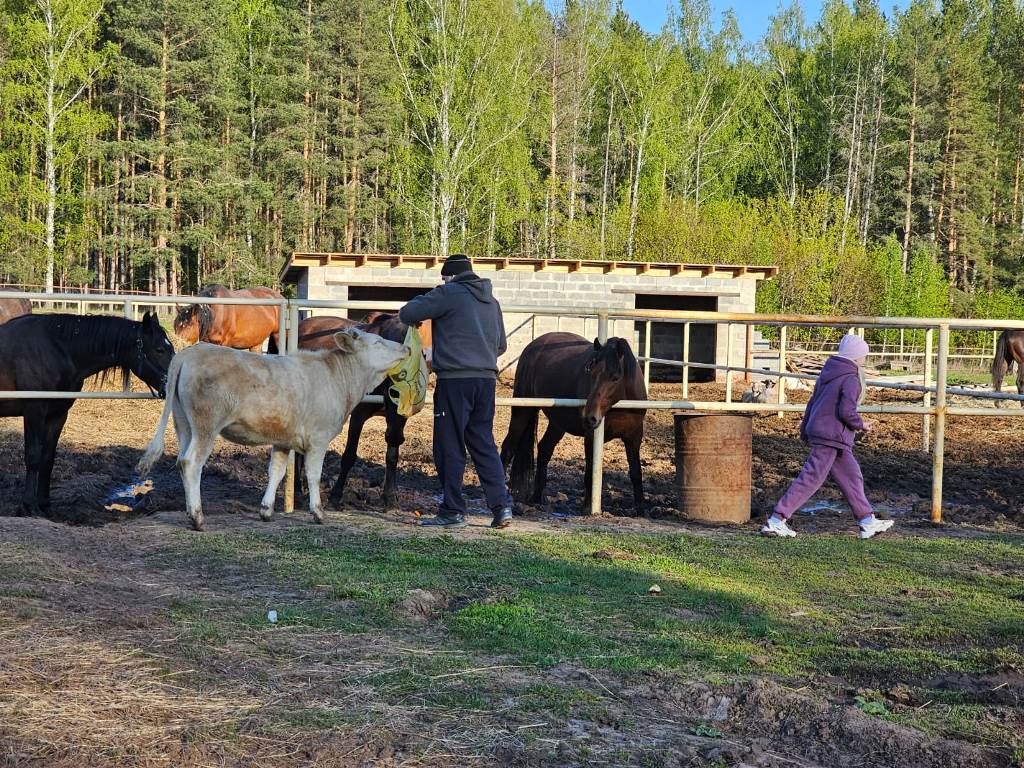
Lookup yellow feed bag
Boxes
[387,327,428,417]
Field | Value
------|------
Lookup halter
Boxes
[130,335,168,397]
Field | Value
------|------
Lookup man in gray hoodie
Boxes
[399,254,514,529]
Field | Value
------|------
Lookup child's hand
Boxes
[861,419,875,433]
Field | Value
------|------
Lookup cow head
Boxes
[332,328,409,378]
[582,337,638,430]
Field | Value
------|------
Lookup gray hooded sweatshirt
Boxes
[398,273,507,379]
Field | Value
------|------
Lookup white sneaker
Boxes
[859,517,895,539]
[761,515,797,538]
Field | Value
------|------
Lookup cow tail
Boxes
[136,355,183,476]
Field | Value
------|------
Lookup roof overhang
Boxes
[281,252,778,282]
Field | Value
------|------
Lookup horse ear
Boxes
[593,338,602,352]
[142,311,156,331]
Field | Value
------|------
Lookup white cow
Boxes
[137,328,408,530]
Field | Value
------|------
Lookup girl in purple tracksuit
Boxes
[762,334,895,540]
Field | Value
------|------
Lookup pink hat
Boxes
[837,334,870,361]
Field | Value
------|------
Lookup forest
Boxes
[0,0,1022,320]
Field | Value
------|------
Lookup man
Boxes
[399,253,514,529]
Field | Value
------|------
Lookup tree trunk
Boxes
[626,111,649,261]
[154,22,169,295]
[599,90,614,259]
[902,65,918,272]
[301,0,312,250]
[44,0,56,293]
[547,27,558,260]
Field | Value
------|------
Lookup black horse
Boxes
[500,332,648,516]
[992,329,1024,403]
[0,313,174,516]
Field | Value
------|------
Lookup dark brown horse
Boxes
[0,313,174,516]
[0,289,32,325]
[173,285,282,351]
[992,329,1024,402]
[279,313,432,509]
[499,332,647,515]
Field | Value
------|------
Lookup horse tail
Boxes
[992,331,1010,393]
[136,354,184,476]
[507,407,538,503]
[267,332,280,355]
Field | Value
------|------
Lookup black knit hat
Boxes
[440,253,473,277]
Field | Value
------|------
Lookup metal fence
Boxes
[3,289,1024,524]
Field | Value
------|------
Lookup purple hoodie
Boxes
[799,356,864,449]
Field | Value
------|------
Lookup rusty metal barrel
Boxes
[673,413,752,524]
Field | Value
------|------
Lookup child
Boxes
[762,334,894,539]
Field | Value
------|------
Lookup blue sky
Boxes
[602,1,912,41]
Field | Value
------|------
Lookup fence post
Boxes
[588,312,609,516]
[899,328,905,363]
[777,325,787,418]
[283,301,300,514]
[682,321,691,398]
[643,319,651,389]
[276,299,287,355]
[744,323,753,383]
[922,329,933,452]
[122,300,134,392]
[931,325,950,524]
[725,323,734,403]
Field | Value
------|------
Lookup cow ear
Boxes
[332,330,357,354]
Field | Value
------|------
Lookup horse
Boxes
[0,312,174,516]
[173,285,282,351]
[0,289,32,325]
[499,332,647,516]
[992,329,1024,404]
[273,313,432,509]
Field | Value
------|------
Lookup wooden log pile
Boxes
[786,353,879,379]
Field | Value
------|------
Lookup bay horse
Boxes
[499,332,647,516]
[0,312,174,516]
[274,313,432,509]
[0,289,32,325]
[173,285,282,351]
[992,329,1024,403]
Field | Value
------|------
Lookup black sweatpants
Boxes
[433,377,512,517]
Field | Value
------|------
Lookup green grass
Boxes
[169,525,1024,753]
[181,527,1024,682]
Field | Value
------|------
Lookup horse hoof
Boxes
[189,514,205,531]
[259,505,273,521]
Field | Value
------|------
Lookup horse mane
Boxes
[45,314,139,387]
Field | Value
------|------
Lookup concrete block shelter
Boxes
[280,253,777,382]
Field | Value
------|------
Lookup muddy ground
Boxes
[1,381,1023,767]
[1,380,1022,533]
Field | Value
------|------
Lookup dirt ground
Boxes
[1,380,1023,767]
[2,379,1023,533]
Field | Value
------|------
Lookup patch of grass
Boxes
[174,525,1024,749]
[267,706,353,731]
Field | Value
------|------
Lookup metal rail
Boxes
[4,292,1024,524]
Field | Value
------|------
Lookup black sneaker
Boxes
[420,514,466,528]
[491,507,513,529]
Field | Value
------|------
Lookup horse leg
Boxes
[328,405,372,507]
[624,435,645,517]
[259,447,290,521]
[382,409,407,511]
[533,423,565,505]
[178,433,216,531]
[37,404,72,515]
[19,403,46,516]
[503,407,538,502]
[1017,364,1024,407]
[303,444,328,524]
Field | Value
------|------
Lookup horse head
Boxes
[131,312,175,397]
[173,302,213,344]
[582,337,638,430]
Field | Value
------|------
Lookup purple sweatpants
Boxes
[774,444,872,521]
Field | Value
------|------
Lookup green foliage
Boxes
[0,0,1022,321]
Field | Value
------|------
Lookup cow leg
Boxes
[533,423,565,505]
[382,409,407,511]
[259,447,289,521]
[19,403,46,516]
[178,433,215,531]
[304,445,328,524]
[624,436,645,517]
[37,404,72,515]
[328,405,372,507]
